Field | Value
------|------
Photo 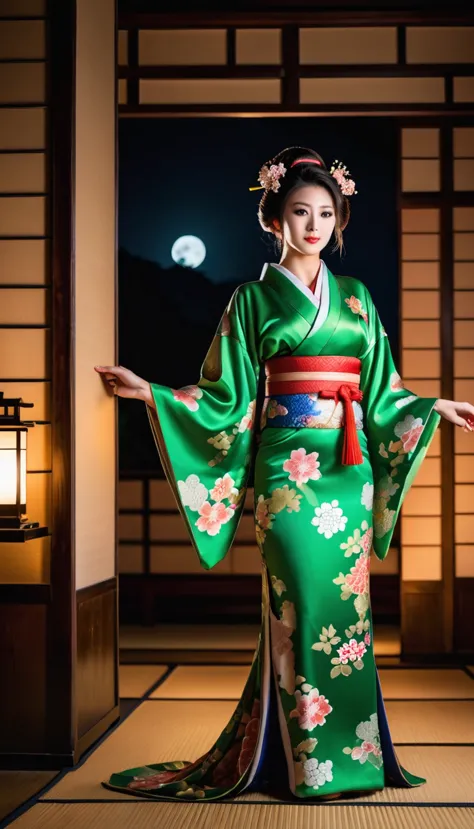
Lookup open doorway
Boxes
[116,115,402,661]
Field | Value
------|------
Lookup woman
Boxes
[95,146,474,802]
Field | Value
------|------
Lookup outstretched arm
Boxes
[94,363,154,406]
[433,398,474,431]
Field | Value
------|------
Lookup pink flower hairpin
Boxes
[253,162,287,193]
[329,160,358,196]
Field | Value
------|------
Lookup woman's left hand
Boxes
[434,398,474,431]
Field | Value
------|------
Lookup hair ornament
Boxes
[249,155,358,196]
[329,159,358,196]
[248,162,287,193]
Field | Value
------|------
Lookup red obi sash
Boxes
[264,355,364,466]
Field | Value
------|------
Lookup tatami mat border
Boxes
[33,799,474,808]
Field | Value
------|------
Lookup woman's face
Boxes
[274,184,336,256]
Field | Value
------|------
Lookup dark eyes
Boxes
[294,209,333,218]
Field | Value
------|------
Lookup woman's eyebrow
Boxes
[291,202,333,208]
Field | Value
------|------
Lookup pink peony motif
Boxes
[283,448,321,486]
[364,632,371,646]
[337,638,367,664]
[351,741,377,762]
[289,688,333,732]
[345,553,370,595]
[209,473,237,503]
[401,424,423,453]
[360,526,373,555]
[171,385,203,411]
[195,501,233,536]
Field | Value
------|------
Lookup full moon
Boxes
[171,235,206,269]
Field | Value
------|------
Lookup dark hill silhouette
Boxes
[118,249,242,471]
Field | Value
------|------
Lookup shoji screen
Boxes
[453,128,474,582]
[400,129,442,583]
[0,3,50,584]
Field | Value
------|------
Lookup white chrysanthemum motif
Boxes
[356,713,379,743]
[361,483,374,511]
[311,500,348,539]
[303,757,333,790]
[395,394,418,410]
[177,474,208,512]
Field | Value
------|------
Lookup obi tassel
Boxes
[319,385,364,466]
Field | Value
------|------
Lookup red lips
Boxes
[305,237,320,243]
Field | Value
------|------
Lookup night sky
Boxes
[119,116,398,334]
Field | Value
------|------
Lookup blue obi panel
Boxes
[261,393,364,431]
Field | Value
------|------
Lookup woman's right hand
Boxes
[94,365,154,406]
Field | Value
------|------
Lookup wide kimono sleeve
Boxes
[359,287,442,562]
[145,286,260,571]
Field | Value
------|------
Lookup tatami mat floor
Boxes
[3,625,474,828]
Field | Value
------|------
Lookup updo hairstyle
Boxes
[257,146,350,256]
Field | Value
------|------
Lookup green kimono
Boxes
[104,260,440,801]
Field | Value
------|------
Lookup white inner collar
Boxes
[269,260,325,308]
[262,259,330,337]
